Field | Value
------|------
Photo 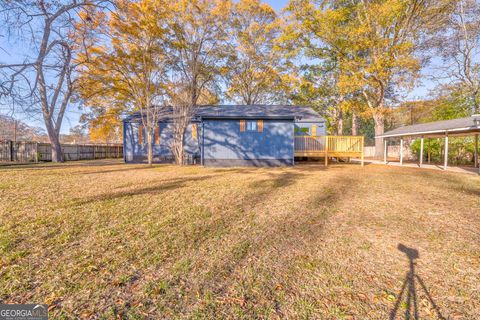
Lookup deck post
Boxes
[383,139,388,164]
[475,134,478,168]
[474,134,479,175]
[400,137,404,166]
[419,136,424,167]
[443,133,449,170]
[361,136,365,167]
[324,136,328,167]
[427,139,431,164]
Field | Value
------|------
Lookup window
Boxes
[240,120,263,133]
[312,125,317,136]
[295,127,309,134]
[246,120,257,131]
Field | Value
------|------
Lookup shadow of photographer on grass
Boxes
[389,244,446,320]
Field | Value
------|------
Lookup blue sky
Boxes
[0,0,436,134]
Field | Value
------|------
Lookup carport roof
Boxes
[378,115,480,138]
[124,105,324,122]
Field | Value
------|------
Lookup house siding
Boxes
[122,106,326,167]
[123,121,200,163]
[294,121,326,136]
[202,119,294,166]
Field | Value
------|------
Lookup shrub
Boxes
[410,137,477,165]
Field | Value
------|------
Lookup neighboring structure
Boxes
[123,105,327,166]
[378,115,480,173]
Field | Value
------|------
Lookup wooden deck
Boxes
[294,135,365,166]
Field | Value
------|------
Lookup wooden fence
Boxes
[294,135,364,166]
[0,141,123,163]
[364,145,415,160]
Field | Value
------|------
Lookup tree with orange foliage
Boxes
[78,0,230,165]
[285,0,453,157]
[77,0,171,165]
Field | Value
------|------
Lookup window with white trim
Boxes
[246,120,257,131]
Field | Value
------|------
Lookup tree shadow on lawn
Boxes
[46,163,461,318]
[70,175,220,207]
[413,169,480,197]
[82,162,327,176]
[181,172,358,315]
[73,165,162,175]
[209,161,332,175]
[69,166,317,210]
[0,159,125,171]
[56,164,446,318]
[249,170,306,190]
[194,170,454,318]
[84,170,318,316]
[390,244,447,320]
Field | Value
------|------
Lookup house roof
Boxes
[378,115,480,138]
[124,105,324,122]
[195,105,323,121]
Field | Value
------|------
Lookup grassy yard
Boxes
[0,160,479,319]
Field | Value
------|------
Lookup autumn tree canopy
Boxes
[225,0,291,105]
[284,0,455,157]
[77,0,172,164]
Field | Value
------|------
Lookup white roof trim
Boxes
[377,126,480,138]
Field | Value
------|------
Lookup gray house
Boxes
[123,105,326,166]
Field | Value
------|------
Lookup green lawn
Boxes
[0,160,479,319]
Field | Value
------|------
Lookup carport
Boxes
[377,115,480,174]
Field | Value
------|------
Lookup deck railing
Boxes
[294,135,364,166]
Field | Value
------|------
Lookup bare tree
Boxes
[165,0,230,165]
[431,0,480,114]
[0,114,46,141]
[134,43,169,166]
[225,0,288,105]
[0,0,107,162]
[168,85,196,165]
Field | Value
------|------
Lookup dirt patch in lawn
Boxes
[0,160,479,319]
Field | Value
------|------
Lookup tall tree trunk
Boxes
[45,120,63,162]
[351,112,358,136]
[337,115,344,136]
[333,107,343,135]
[171,105,189,165]
[177,134,185,165]
[472,92,479,115]
[51,135,63,163]
[373,111,385,159]
[147,130,153,166]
